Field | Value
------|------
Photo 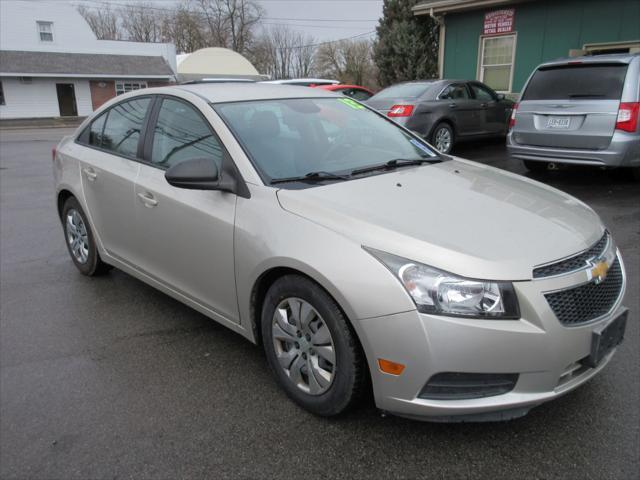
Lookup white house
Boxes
[0,0,177,119]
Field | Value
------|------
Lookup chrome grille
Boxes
[545,257,623,326]
[533,232,609,278]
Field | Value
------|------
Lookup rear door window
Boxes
[522,64,628,101]
[439,84,470,100]
[101,98,151,158]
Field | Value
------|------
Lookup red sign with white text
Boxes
[483,9,515,36]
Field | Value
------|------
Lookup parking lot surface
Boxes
[1,128,638,479]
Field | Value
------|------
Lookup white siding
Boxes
[0,1,176,73]
[0,77,92,119]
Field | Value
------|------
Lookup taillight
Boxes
[52,146,57,162]
[387,104,414,117]
[508,102,518,129]
[615,102,640,133]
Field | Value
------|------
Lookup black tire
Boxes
[261,275,367,416]
[430,122,454,154]
[523,160,549,173]
[630,167,640,181]
[61,197,111,276]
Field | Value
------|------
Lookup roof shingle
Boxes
[0,50,174,77]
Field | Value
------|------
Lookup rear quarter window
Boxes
[522,63,629,101]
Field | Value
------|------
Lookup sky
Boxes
[73,0,385,42]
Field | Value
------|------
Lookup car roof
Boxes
[537,52,639,68]
[262,78,339,84]
[318,84,372,91]
[159,82,340,103]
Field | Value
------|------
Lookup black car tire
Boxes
[61,197,112,276]
[261,274,367,416]
[430,123,455,154]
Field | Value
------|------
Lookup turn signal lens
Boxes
[387,104,414,117]
[378,358,406,375]
[616,102,639,133]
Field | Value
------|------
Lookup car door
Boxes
[469,82,504,134]
[78,97,151,264]
[438,83,483,136]
[133,96,239,322]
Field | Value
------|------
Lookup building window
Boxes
[37,21,54,42]
[479,34,515,92]
[115,81,148,96]
[0,82,5,105]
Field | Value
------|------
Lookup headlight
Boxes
[366,248,520,318]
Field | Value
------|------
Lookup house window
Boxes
[37,21,54,42]
[0,82,5,105]
[479,34,515,92]
[115,81,148,96]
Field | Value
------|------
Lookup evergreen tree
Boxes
[373,0,439,87]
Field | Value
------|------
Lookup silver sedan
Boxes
[53,84,628,421]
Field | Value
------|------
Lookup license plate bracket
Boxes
[546,116,571,129]
[582,309,627,368]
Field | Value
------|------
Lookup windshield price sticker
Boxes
[339,98,365,110]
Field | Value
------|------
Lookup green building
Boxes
[413,0,640,95]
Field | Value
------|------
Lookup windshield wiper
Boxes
[270,171,350,185]
[350,158,439,176]
[568,94,605,98]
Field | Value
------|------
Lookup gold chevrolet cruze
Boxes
[53,84,628,421]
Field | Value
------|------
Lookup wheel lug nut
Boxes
[302,353,307,359]
[296,331,302,338]
[305,334,311,341]
[294,342,299,349]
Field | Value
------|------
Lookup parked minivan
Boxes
[507,54,640,177]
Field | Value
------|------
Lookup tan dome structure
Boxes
[176,47,264,82]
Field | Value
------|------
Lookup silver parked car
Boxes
[53,84,628,422]
[508,53,640,177]
[367,80,514,153]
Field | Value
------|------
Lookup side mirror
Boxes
[165,158,224,191]
[496,93,505,101]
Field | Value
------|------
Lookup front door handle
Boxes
[82,167,97,181]
[448,103,457,109]
[137,192,158,208]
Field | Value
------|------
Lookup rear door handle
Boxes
[137,192,158,208]
[82,167,97,181]
[448,103,457,109]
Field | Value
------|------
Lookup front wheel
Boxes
[261,275,367,416]
[61,197,111,276]
[430,123,454,154]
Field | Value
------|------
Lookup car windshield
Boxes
[213,98,439,184]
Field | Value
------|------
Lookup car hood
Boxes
[276,159,604,280]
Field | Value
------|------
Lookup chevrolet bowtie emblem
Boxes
[589,260,610,284]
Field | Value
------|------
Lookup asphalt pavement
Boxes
[1,128,638,479]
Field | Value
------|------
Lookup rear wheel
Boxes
[261,275,367,416]
[430,123,454,154]
[630,167,640,181]
[61,197,111,276]
[523,160,549,173]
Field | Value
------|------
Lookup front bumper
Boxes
[506,131,640,168]
[357,255,627,422]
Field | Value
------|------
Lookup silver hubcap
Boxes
[271,297,336,396]
[434,127,452,152]
[65,209,89,264]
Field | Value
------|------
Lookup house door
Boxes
[56,83,78,116]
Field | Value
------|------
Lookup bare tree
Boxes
[316,39,377,87]
[161,3,207,53]
[195,0,263,54]
[249,26,315,79]
[119,2,163,43]
[77,4,121,40]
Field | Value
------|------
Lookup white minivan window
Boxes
[522,64,628,101]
